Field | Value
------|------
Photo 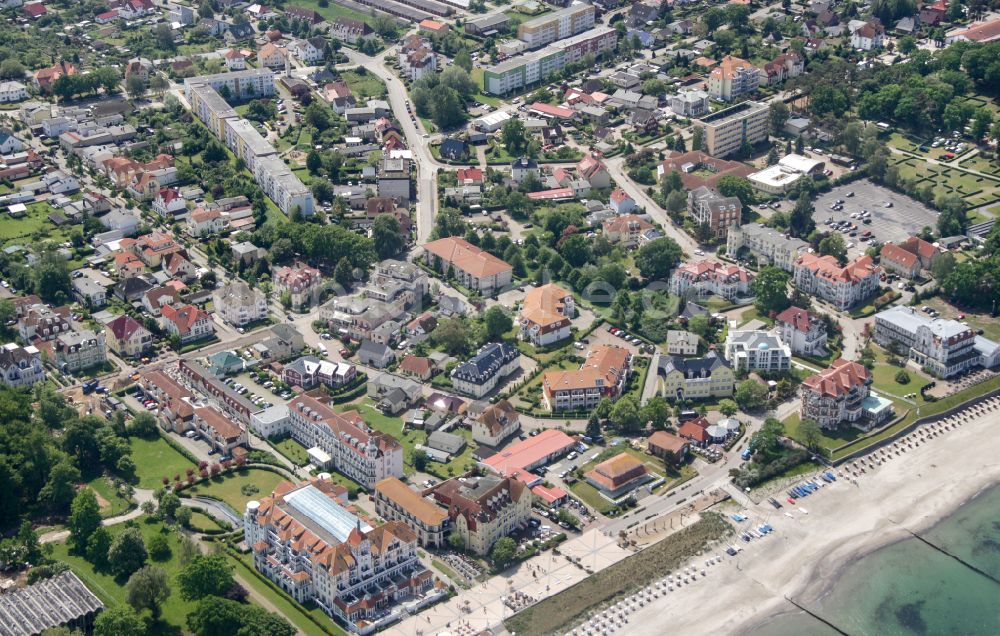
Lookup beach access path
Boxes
[620,398,1000,636]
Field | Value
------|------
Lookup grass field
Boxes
[186,509,224,533]
[0,201,72,247]
[504,513,732,636]
[340,70,387,101]
[86,475,132,518]
[129,435,196,489]
[48,517,196,635]
[271,436,310,466]
[184,468,286,511]
[869,352,930,402]
[278,0,372,25]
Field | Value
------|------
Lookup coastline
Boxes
[619,402,1000,636]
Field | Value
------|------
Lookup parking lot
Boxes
[814,181,939,259]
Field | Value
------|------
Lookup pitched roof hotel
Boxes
[245,477,438,632]
[481,428,577,484]
[518,283,575,346]
[428,474,532,555]
[543,345,631,412]
[374,477,450,548]
[793,254,880,310]
[422,237,513,295]
[800,359,885,430]
[668,260,754,302]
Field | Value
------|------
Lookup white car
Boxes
[694,249,705,256]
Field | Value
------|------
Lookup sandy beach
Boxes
[614,399,1000,636]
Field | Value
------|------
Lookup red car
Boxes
[339,348,350,356]
[787,497,797,504]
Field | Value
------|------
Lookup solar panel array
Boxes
[0,571,103,636]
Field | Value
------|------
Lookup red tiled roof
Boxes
[802,359,870,398]
[880,243,919,269]
[107,314,146,341]
[775,307,814,333]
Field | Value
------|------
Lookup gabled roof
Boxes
[106,314,147,341]
[880,243,919,269]
[775,306,817,333]
[802,359,869,397]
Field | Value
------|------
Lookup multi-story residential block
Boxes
[793,254,881,310]
[428,475,532,554]
[656,351,734,401]
[517,3,595,48]
[851,20,885,49]
[250,394,404,488]
[874,306,993,378]
[724,329,792,373]
[695,101,768,158]
[245,477,436,632]
[18,304,71,343]
[775,306,827,356]
[880,236,941,279]
[726,222,810,272]
[71,276,107,309]
[422,237,513,295]
[543,345,631,411]
[184,70,314,217]
[483,26,617,95]
[602,214,655,248]
[473,399,521,447]
[801,359,881,429]
[281,355,356,389]
[397,35,437,81]
[362,260,428,308]
[192,406,248,455]
[759,52,804,85]
[377,158,411,201]
[274,264,323,311]
[518,283,575,346]
[0,81,27,104]
[54,329,107,373]
[330,16,374,44]
[687,186,742,239]
[289,37,326,64]
[105,314,153,358]
[451,343,520,398]
[160,304,215,343]
[0,343,44,388]
[669,260,755,302]
[708,55,760,101]
[374,477,450,548]
[212,282,269,327]
[669,88,710,117]
[666,330,699,356]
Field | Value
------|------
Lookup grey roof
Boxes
[680,302,708,319]
[0,571,103,636]
[727,330,787,353]
[359,339,391,358]
[427,430,466,454]
[282,484,371,544]
[371,372,421,395]
[270,323,302,342]
[657,351,730,377]
[451,342,519,384]
[876,306,970,340]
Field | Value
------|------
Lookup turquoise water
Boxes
[745,484,1000,636]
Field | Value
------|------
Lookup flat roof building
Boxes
[695,100,768,158]
[480,428,577,483]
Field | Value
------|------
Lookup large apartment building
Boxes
[428,475,532,555]
[687,186,741,239]
[542,345,631,411]
[724,329,792,373]
[707,55,760,101]
[373,477,449,548]
[185,70,314,216]
[793,254,881,310]
[775,306,828,356]
[450,342,520,398]
[669,260,755,302]
[517,3,595,48]
[250,395,404,488]
[695,101,768,158]
[518,283,575,346]
[422,236,512,295]
[483,26,617,95]
[245,477,437,634]
[0,343,44,388]
[726,222,810,272]
[874,306,989,378]
[656,352,735,401]
[801,359,876,429]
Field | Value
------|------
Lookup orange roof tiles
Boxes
[520,283,573,331]
[880,243,919,269]
[802,359,870,398]
[648,430,688,454]
[543,345,629,394]
[423,236,512,279]
[796,253,878,283]
[584,452,648,491]
[375,477,448,527]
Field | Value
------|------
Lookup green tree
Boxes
[687,314,710,338]
[716,175,756,208]
[306,150,322,174]
[68,489,102,552]
[176,506,192,528]
[372,214,404,259]
[431,317,472,355]
[154,23,176,51]
[666,190,687,216]
[125,75,146,99]
[490,537,517,568]
[158,492,181,521]
[750,417,785,463]
[660,170,683,197]
[126,565,171,618]
[187,596,295,636]
[40,460,81,513]
[127,411,158,438]
[788,193,816,238]
[86,527,112,567]
[609,396,641,432]
[818,232,847,264]
[147,533,171,561]
[483,305,513,340]
[454,50,473,72]
[412,449,427,472]
[501,117,529,156]
[431,86,465,130]
[719,399,738,417]
[797,418,822,452]
[734,380,769,411]
[635,237,683,280]
[640,396,670,430]
[931,251,956,281]
[448,532,465,552]
[334,257,353,289]
[585,414,601,439]
[93,606,144,636]
[108,527,147,578]
[752,267,791,316]
[769,102,790,135]
[177,554,236,601]
[936,193,968,236]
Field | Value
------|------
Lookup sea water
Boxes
[745,484,1000,636]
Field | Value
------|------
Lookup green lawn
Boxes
[184,468,286,512]
[280,0,373,26]
[340,70,387,101]
[271,436,310,466]
[869,350,931,403]
[48,517,198,635]
[186,509,225,533]
[129,435,196,489]
[569,445,687,513]
[0,201,72,247]
[86,475,132,518]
